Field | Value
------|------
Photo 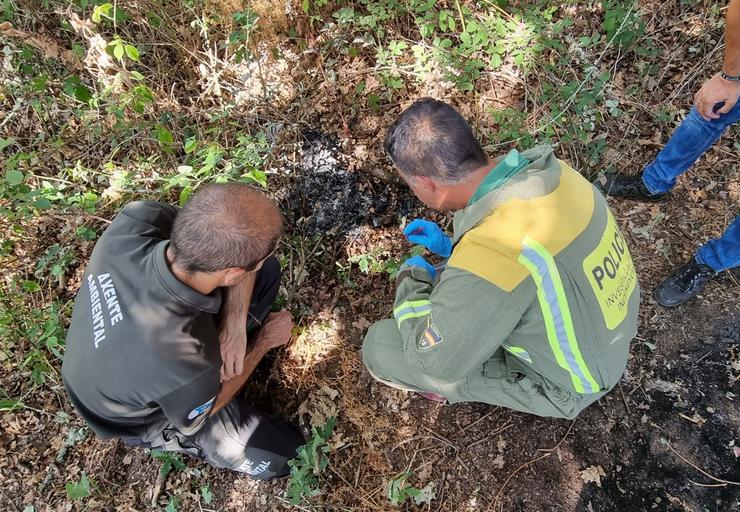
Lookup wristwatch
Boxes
[720,70,740,82]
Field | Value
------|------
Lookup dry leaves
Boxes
[580,465,607,487]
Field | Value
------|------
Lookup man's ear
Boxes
[415,175,438,193]
[222,267,247,287]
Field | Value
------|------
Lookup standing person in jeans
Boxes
[599,0,739,307]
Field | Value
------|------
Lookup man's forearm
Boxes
[222,273,256,329]
[725,0,740,75]
[211,342,269,414]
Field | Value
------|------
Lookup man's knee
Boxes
[362,320,394,376]
[362,319,409,386]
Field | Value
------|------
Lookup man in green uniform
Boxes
[62,183,303,478]
[363,98,640,418]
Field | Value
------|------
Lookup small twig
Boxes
[461,409,496,432]
[694,351,712,364]
[689,480,730,488]
[420,425,459,451]
[618,381,632,415]
[663,440,740,487]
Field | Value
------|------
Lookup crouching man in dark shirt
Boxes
[61,183,304,479]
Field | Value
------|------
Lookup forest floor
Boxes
[1,1,738,511]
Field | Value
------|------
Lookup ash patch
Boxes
[576,312,740,511]
[282,131,415,236]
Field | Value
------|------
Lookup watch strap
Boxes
[720,70,740,82]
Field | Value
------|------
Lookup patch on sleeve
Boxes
[418,318,444,349]
[187,397,215,420]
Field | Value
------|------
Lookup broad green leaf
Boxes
[125,45,140,61]
[31,74,49,92]
[21,280,41,292]
[112,43,124,61]
[74,84,92,102]
[32,197,52,209]
[5,169,24,186]
[200,484,213,504]
[92,3,113,24]
[179,187,192,206]
[184,138,198,154]
[242,170,267,188]
[72,43,85,58]
[156,127,174,145]
[165,497,178,512]
[66,473,91,499]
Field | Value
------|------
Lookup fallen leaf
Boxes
[580,465,606,487]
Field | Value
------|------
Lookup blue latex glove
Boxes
[402,255,436,280]
[402,219,452,257]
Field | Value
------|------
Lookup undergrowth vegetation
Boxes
[0,0,732,509]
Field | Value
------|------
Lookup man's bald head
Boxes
[384,98,488,183]
[171,183,283,274]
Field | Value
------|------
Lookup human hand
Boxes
[694,73,740,120]
[402,255,436,280]
[403,219,452,257]
[219,324,247,382]
[254,310,294,351]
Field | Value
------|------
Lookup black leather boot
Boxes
[596,172,666,201]
[654,257,716,307]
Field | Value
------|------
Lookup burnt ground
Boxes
[1,1,739,512]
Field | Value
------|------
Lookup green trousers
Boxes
[362,319,607,419]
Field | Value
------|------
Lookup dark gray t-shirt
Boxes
[62,201,223,442]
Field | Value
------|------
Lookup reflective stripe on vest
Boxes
[518,236,600,394]
[394,299,432,328]
[502,344,533,363]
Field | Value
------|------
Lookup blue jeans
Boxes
[642,102,740,272]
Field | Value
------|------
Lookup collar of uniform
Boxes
[467,149,530,206]
[452,145,561,243]
[152,241,222,314]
